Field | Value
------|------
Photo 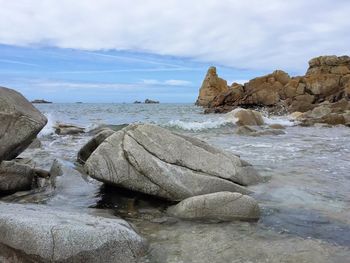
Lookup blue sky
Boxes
[0,44,269,103]
[0,0,349,102]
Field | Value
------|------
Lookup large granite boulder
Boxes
[0,87,47,161]
[227,108,265,126]
[167,192,260,222]
[0,202,146,262]
[195,67,229,107]
[83,124,261,201]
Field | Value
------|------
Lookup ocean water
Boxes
[5,103,350,262]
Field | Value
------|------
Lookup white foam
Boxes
[38,113,56,137]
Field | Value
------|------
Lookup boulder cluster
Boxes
[196,56,350,126]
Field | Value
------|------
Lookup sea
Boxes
[5,103,350,262]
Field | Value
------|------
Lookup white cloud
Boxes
[141,79,192,86]
[0,0,349,72]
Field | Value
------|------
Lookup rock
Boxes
[0,161,34,195]
[0,87,47,161]
[77,128,115,164]
[289,111,304,119]
[0,160,55,196]
[88,124,128,135]
[134,101,142,104]
[54,123,85,135]
[228,108,264,126]
[84,124,261,201]
[0,202,146,262]
[31,99,52,104]
[27,138,42,149]
[167,192,260,222]
[269,124,285,129]
[196,67,229,107]
[236,126,285,136]
[197,56,350,120]
[144,99,159,104]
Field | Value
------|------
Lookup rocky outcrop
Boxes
[292,99,350,126]
[31,99,52,104]
[83,124,261,201]
[144,99,159,104]
[199,56,350,118]
[167,192,260,222]
[195,67,229,107]
[0,87,47,161]
[0,202,146,262]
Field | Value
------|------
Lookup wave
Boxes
[165,108,296,131]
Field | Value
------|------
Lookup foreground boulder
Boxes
[84,124,261,201]
[167,192,260,222]
[0,87,47,161]
[199,56,350,118]
[0,202,146,263]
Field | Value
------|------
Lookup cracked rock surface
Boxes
[84,124,261,201]
[0,202,146,263]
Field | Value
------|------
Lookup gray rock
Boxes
[236,125,285,136]
[0,87,47,161]
[28,138,42,149]
[84,124,261,201]
[0,202,146,263]
[77,128,115,164]
[167,191,260,222]
[0,161,34,195]
[54,123,85,135]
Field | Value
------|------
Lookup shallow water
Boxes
[4,103,350,262]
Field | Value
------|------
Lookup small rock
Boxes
[167,192,260,222]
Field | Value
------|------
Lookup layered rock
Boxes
[83,124,261,201]
[0,87,47,161]
[195,67,229,107]
[199,56,350,118]
[167,192,260,222]
[0,202,146,262]
[54,123,85,135]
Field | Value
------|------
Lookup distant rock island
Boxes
[134,99,160,104]
[31,99,52,104]
[196,55,350,126]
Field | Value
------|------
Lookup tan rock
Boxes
[231,109,264,126]
[269,124,285,129]
[196,67,229,107]
[289,111,304,119]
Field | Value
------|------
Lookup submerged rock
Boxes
[236,126,285,136]
[0,87,47,161]
[54,123,85,135]
[83,124,261,201]
[0,202,146,262]
[167,192,260,222]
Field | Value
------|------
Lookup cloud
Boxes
[0,0,349,72]
[141,79,192,86]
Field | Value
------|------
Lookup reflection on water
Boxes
[2,103,350,262]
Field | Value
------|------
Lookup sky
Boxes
[0,0,349,103]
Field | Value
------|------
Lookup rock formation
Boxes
[54,123,85,135]
[195,66,229,107]
[82,124,261,201]
[0,87,47,161]
[197,56,350,123]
